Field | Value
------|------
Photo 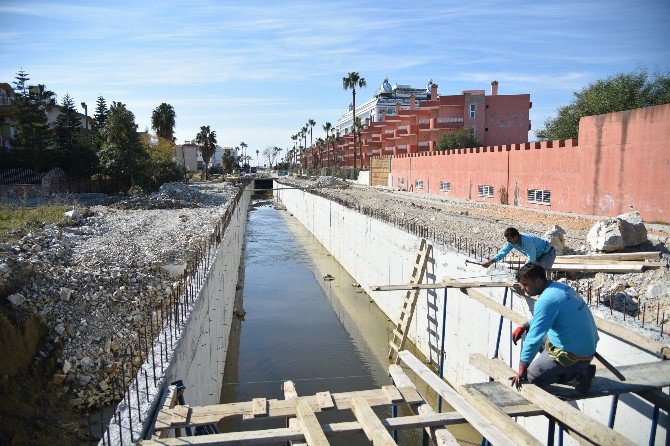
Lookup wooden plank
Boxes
[351,396,396,446]
[283,380,305,446]
[397,350,516,446]
[316,391,334,410]
[142,408,546,445]
[551,264,645,273]
[396,386,423,405]
[171,404,191,426]
[252,398,267,417]
[458,386,542,446]
[417,404,460,446]
[153,384,180,438]
[373,280,515,291]
[389,364,459,445]
[470,354,636,446]
[382,385,403,403]
[507,252,661,262]
[295,398,330,446]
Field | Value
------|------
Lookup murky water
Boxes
[219,201,479,445]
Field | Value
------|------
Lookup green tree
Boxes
[436,127,481,151]
[342,72,366,170]
[220,150,237,174]
[10,70,53,170]
[322,122,332,166]
[92,95,108,134]
[151,103,176,142]
[354,116,364,168]
[308,119,316,149]
[195,125,217,180]
[54,94,82,151]
[537,69,670,140]
[240,141,248,161]
[99,102,149,186]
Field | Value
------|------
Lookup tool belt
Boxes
[546,341,594,367]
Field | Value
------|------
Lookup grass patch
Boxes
[0,204,71,242]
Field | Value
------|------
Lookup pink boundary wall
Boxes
[389,104,670,223]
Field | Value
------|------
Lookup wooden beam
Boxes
[507,252,661,262]
[389,364,459,445]
[283,380,305,446]
[351,396,397,445]
[152,384,180,439]
[397,350,517,446]
[458,385,542,446]
[470,354,636,446]
[141,407,545,445]
[295,398,330,446]
[373,280,515,291]
[551,264,645,273]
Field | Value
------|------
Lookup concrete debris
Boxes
[64,209,81,219]
[587,211,648,252]
[7,293,26,306]
[323,274,335,281]
[545,225,567,254]
[0,181,238,410]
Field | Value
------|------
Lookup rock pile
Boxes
[587,211,648,252]
[0,182,239,410]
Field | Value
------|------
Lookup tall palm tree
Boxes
[195,125,217,180]
[291,134,298,167]
[240,141,248,161]
[342,72,366,170]
[322,122,332,167]
[354,117,364,169]
[255,149,259,168]
[151,103,176,142]
[308,119,316,150]
[301,126,308,168]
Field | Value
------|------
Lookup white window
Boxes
[470,104,476,118]
[398,177,405,186]
[527,189,551,204]
[440,182,451,192]
[415,179,424,189]
[478,185,494,197]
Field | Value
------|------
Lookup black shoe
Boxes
[575,364,596,393]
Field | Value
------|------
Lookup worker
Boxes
[509,263,598,392]
[481,227,556,270]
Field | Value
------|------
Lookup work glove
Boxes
[512,323,530,345]
[509,363,529,390]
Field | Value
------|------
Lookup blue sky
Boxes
[1,1,669,155]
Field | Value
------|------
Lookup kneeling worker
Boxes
[510,263,598,391]
[481,227,556,270]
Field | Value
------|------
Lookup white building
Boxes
[335,77,434,135]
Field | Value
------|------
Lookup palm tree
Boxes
[240,141,248,161]
[354,116,364,168]
[308,119,316,150]
[322,122,332,166]
[255,149,259,168]
[316,137,325,169]
[301,127,308,168]
[195,125,217,180]
[151,103,176,142]
[342,72,366,170]
[291,134,298,168]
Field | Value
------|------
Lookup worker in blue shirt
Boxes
[481,227,556,270]
[509,263,599,391]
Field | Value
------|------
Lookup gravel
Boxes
[0,181,239,410]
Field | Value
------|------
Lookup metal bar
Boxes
[493,287,509,359]
[438,288,448,412]
[608,395,619,428]
[392,404,398,442]
[547,418,556,446]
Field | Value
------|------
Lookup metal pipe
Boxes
[558,425,563,446]
[392,405,398,442]
[608,395,619,428]
[648,405,659,446]
[493,287,509,359]
[547,418,555,445]
[438,288,448,412]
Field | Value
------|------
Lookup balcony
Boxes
[437,117,463,123]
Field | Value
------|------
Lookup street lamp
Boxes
[80,102,88,131]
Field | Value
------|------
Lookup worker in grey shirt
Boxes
[482,227,556,270]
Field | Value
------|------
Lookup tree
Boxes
[255,149,259,167]
[151,103,176,142]
[322,122,332,166]
[240,141,248,161]
[54,94,82,151]
[195,125,217,180]
[263,146,280,168]
[220,150,237,174]
[354,116,364,168]
[436,127,481,151]
[342,72,366,170]
[308,119,316,149]
[537,69,670,140]
[99,102,149,186]
[92,96,108,134]
[10,70,53,170]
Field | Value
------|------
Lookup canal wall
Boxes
[275,182,667,445]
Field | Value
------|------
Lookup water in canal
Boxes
[219,201,479,445]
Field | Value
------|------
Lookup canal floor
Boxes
[219,201,479,445]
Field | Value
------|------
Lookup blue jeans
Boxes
[537,246,557,270]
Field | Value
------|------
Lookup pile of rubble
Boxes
[111,181,237,210]
[1,182,238,410]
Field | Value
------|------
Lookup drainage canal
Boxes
[217,200,479,445]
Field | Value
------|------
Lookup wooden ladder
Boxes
[388,238,433,364]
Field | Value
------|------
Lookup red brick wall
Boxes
[390,104,670,222]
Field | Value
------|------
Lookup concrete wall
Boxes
[164,189,250,405]
[277,183,667,445]
[391,103,670,222]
